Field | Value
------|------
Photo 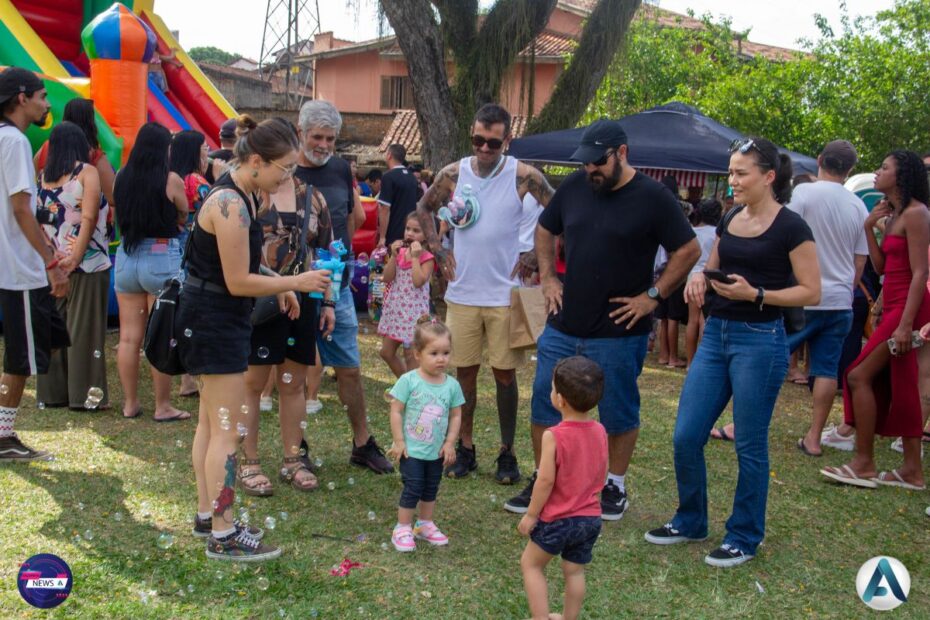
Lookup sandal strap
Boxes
[280,459,314,482]
[240,458,261,466]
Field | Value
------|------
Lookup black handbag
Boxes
[250,185,313,326]
[143,276,185,375]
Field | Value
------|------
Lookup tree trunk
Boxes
[381,0,460,169]
[527,0,642,135]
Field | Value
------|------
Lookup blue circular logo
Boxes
[17,553,73,609]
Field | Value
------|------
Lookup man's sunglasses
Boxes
[471,135,505,150]
[585,149,617,167]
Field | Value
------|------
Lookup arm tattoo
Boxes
[518,167,555,207]
[416,163,458,214]
[237,204,251,229]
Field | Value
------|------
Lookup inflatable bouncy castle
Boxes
[0,0,236,163]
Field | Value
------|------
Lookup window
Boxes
[380,75,414,110]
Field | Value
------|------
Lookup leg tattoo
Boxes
[213,453,238,522]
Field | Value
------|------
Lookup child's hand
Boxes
[921,323,930,342]
[386,440,407,462]
[517,514,537,537]
[409,241,423,258]
[440,441,457,467]
[390,240,404,255]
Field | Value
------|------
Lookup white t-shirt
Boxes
[0,124,46,290]
[518,193,542,252]
[690,224,717,274]
[787,180,868,310]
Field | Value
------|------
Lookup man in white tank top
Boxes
[416,103,555,485]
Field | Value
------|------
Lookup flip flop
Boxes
[667,361,687,369]
[796,438,822,457]
[820,464,878,489]
[710,427,733,441]
[790,377,810,385]
[178,390,199,398]
[123,408,143,419]
[154,410,192,423]
[872,470,926,491]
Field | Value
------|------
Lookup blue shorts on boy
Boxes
[530,419,608,565]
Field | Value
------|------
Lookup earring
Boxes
[252,170,259,178]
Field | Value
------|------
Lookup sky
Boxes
[155,0,895,61]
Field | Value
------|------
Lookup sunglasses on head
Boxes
[729,138,760,155]
[471,135,505,150]
[585,149,616,167]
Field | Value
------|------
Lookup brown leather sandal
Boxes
[279,456,319,492]
[238,458,274,497]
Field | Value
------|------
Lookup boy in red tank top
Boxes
[518,357,608,620]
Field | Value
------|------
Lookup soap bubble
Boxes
[347,477,355,486]
[184,328,192,338]
[169,338,177,348]
[219,419,231,431]
[287,337,295,346]
[282,373,293,384]
[314,457,323,468]
[38,402,45,410]
[186,584,194,593]
[84,529,94,540]
[77,502,85,511]
[356,533,368,543]
[489,493,498,504]
[327,482,336,490]
[156,533,175,550]
[236,423,248,437]
[84,399,96,409]
[93,350,102,359]
[381,543,389,551]
[367,511,376,521]
[279,511,289,521]
[257,576,270,591]
[175,439,184,449]
[240,405,250,415]
[88,386,104,401]
[257,346,270,359]
[113,512,123,522]
[218,407,230,419]
[264,516,277,530]
[299,420,307,429]
[0,384,8,395]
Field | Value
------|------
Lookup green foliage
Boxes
[188,46,241,66]
[588,0,930,170]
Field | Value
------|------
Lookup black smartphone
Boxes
[703,269,736,284]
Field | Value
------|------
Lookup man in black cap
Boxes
[377,143,418,248]
[504,119,700,520]
[0,67,70,461]
[209,118,237,163]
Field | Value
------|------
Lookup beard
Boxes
[303,147,331,167]
[33,110,50,127]
[586,160,622,194]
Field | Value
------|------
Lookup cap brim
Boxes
[570,144,608,164]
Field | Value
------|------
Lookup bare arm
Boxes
[654,238,701,299]
[863,200,892,275]
[95,156,116,208]
[416,161,458,258]
[410,256,434,288]
[61,166,102,273]
[853,253,867,287]
[387,398,407,461]
[377,203,390,247]
[11,192,68,296]
[348,187,365,239]
[381,244,400,285]
[711,240,821,308]
[518,430,556,536]
[167,172,188,226]
[897,206,930,330]
[516,162,555,207]
[535,223,562,315]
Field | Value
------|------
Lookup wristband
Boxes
[321,299,336,308]
[45,258,60,271]
[755,287,765,310]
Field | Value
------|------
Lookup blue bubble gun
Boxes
[310,239,348,301]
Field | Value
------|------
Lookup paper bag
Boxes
[509,287,547,350]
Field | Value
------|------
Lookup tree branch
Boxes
[432,0,478,60]
[528,0,642,134]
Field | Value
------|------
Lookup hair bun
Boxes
[416,314,434,326]
[236,114,258,136]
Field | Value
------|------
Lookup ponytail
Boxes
[772,153,793,204]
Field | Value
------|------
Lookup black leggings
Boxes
[399,456,443,508]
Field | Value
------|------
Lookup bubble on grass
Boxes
[77,502,85,511]
[113,512,123,522]
[66,421,73,430]
[38,402,46,410]
[240,405,250,415]
[93,349,102,359]
[214,570,224,581]
[327,482,336,491]
[140,501,151,518]
[299,448,307,457]
[299,420,308,429]
[157,533,175,550]
[356,533,367,543]
[72,534,82,544]
[530,354,538,362]
[0,384,7,395]
[287,337,296,346]
[264,516,277,530]
[380,543,388,551]
[219,419,231,431]
[187,584,195,593]
[309,609,319,618]
[175,439,184,449]
[279,511,289,522]
[84,529,94,541]
[314,457,323,468]
[279,609,287,618]
[347,477,355,486]
[257,346,270,359]
[367,511,376,521]
[282,373,293,384]
[489,493,498,504]
[239,511,250,525]
[184,328,192,338]
[257,576,270,591]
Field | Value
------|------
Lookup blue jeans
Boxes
[316,290,361,368]
[786,310,853,379]
[114,238,181,295]
[398,456,443,508]
[670,317,788,555]
[531,325,648,435]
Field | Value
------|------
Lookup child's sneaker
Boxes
[414,520,449,546]
[392,524,416,552]
[259,396,273,412]
[205,529,280,562]
[820,424,854,451]
[192,515,264,539]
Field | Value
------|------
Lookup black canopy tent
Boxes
[507,102,818,177]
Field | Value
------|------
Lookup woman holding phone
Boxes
[821,151,930,492]
[645,137,820,568]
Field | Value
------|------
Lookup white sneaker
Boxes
[306,399,323,415]
[259,396,273,412]
[820,424,854,451]
[890,437,923,457]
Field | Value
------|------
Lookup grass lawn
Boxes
[1,321,928,618]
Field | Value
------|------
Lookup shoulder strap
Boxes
[720,205,744,234]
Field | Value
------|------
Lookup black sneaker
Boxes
[504,472,537,514]
[705,543,754,568]
[444,441,477,479]
[0,433,52,461]
[192,516,264,539]
[644,523,708,545]
[600,481,628,521]
[299,438,319,474]
[350,435,394,474]
[494,446,521,485]
[205,528,281,562]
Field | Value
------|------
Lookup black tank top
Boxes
[186,172,262,291]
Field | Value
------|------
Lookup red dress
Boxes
[843,234,930,437]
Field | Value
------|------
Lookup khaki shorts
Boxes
[445,300,525,369]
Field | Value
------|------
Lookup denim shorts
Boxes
[114,238,181,295]
[530,516,602,565]
[786,309,853,379]
[316,291,361,368]
[531,325,647,434]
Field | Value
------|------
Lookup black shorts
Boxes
[530,515,602,565]
[176,287,253,375]
[249,295,318,366]
[654,283,688,323]
[0,287,69,376]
